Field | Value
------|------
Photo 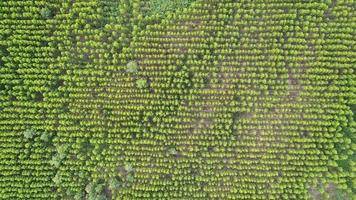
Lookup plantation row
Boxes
[0,0,355,199]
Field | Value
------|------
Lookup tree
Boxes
[126,61,138,73]
[169,147,178,156]
[74,191,84,200]
[136,78,147,88]
[108,177,120,190]
[40,7,52,19]
[126,174,134,182]
[52,172,61,185]
[124,164,133,172]
[85,182,108,200]
[23,129,35,139]
[49,157,61,168]
[40,132,49,142]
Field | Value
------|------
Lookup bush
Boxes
[124,164,133,172]
[136,78,147,88]
[52,172,61,185]
[169,147,178,156]
[40,7,52,19]
[85,182,108,200]
[108,177,120,190]
[23,129,36,139]
[126,61,138,73]
[147,0,194,16]
[40,132,49,142]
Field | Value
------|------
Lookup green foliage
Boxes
[23,128,51,143]
[85,182,95,194]
[0,0,355,199]
[136,78,147,88]
[52,172,61,185]
[126,174,134,182]
[40,132,49,142]
[124,164,133,173]
[332,189,349,200]
[49,144,69,168]
[94,183,104,194]
[168,147,178,156]
[126,61,138,73]
[49,157,61,168]
[40,7,52,19]
[57,144,69,155]
[108,177,120,190]
[23,129,36,139]
[309,179,352,200]
[146,0,194,16]
[74,192,84,200]
[85,182,108,200]
[65,189,76,198]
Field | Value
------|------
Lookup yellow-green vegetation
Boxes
[145,0,194,16]
[0,0,355,199]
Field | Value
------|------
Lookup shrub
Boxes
[40,7,52,19]
[85,182,108,200]
[23,129,36,139]
[108,177,120,190]
[136,78,147,88]
[147,0,194,16]
[52,172,61,185]
[126,61,138,73]
[124,164,133,172]
[126,174,134,182]
[169,147,178,156]
[40,132,49,142]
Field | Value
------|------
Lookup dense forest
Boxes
[0,0,355,199]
